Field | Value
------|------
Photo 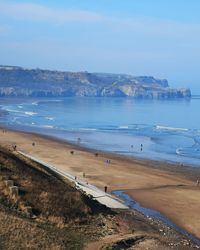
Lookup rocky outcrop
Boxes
[0,65,191,99]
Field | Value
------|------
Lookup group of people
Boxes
[131,143,143,151]
[106,159,111,164]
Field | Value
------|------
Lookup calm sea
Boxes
[0,97,200,166]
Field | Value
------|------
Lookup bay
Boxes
[0,97,200,166]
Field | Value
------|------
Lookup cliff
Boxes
[0,65,191,99]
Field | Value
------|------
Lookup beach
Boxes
[1,128,200,240]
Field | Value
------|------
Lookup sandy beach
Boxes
[0,128,200,239]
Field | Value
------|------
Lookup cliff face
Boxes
[0,66,191,99]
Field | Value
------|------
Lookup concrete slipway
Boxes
[18,151,128,210]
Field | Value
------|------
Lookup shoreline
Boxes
[1,117,200,168]
[113,190,200,245]
[0,127,200,241]
[1,125,200,180]
[112,190,200,246]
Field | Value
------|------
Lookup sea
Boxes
[0,97,200,166]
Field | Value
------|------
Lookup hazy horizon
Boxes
[1,0,200,94]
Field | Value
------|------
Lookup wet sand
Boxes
[0,128,200,239]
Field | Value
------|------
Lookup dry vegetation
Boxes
[0,145,198,250]
[0,146,116,249]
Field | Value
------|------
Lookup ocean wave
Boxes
[45,117,55,121]
[24,111,37,116]
[78,128,97,131]
[32,102,38,106]
[176,147,200,159]
[37,99,63,105]
[118,124,152,130]
[176,148,183,155]
[4,108,23,113]
[156,125,188,132]
[41,125,55,129]
[2,107,38,117]
[118,125,129,129]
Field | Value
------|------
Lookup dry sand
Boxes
[0,128,200,239]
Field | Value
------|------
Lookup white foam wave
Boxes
[4,108,22,113]
[118,124,152,130]
[45,117,54,121]
[41,125,54,129]
[176,148,182,155]
[78,128,97,131]
[24,112,37,116]
[32,102,38,106]
[156,125,188,132]
[3,106,38,117]
[118,125,129,129]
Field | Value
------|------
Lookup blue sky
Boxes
[0,0,200,93]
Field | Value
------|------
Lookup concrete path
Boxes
[18,151,128,209]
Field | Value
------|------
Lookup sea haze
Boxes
[0,97,200,166]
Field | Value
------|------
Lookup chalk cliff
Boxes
[0,66,191,98]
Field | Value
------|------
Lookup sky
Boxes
[0,0,200,93]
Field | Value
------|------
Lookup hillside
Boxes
[0,141,198,249]
[0,146,114,249]
[0,65,191,98]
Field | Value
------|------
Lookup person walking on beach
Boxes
[77,138,81,145]
[197,178,200,186]
[106,159,111,165]
[104,186,107,193]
